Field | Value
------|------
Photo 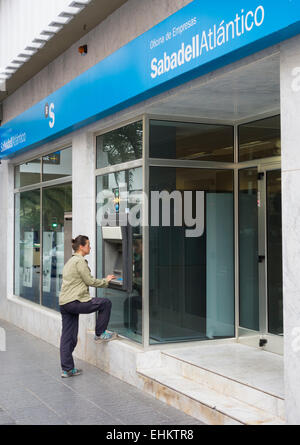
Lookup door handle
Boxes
[258,255,265,263]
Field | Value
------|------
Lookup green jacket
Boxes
[59,253,109,306]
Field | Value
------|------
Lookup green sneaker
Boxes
[94,330,118,343]
[61,368,82,378]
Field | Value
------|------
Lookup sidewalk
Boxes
[0,319,204,425]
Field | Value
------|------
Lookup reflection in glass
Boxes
[96,168,143,343]
[150,120,234,162]
[267,170,283,335]
[14,190,40,303]
[96,121,143,169]
[239,168,259,331]
[129,235,143,330]
[42,147,72,182]
[149,167,235,344]
[42,184,72,311]
[239,115,281,162]
[15,158,41,188]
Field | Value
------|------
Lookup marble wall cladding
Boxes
[4,296,61,349]
[72,130,97,354]
[281,35,300,425]
[281,34,300,172]
[0,160,8,316]
[83,331,159,390]
[0,161,9,322]
[72,131,96,237]
[282,171,300,294]
[72,130,96,271]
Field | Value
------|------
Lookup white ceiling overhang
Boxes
[0,0,127,101]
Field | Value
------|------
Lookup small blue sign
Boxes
[1,0,300,158]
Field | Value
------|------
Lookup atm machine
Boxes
[102,225,132,291]
[101,187,133,292]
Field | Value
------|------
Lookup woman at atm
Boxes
[59,235,116,378]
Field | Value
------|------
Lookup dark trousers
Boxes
[60,297,112,371]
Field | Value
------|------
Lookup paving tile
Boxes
[24,381,75,397]
[5,405,67,425]
[46,399,123,425]
[116,406,171,424]
[0,412,16,425]
[72,412,124,426]
[34,391,86,409]
[0,318,204,425]
[0,390,42,411]
[72,386,132,404]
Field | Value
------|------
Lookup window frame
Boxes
[13,146,72,310]
[95,115,237,348]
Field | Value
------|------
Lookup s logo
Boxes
[49,103,55,129]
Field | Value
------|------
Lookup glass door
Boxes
[238,165,283,354]
[239,168,259,333]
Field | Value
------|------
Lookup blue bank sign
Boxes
[1,0,300,158]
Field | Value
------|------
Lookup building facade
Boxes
[0,0,300,425]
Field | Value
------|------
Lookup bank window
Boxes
[239,115,281,162]
[14,190,41,304]
[15,158,41,188]
[42,184,72,311]
[14,147,72,311]
[96,167,143,343]
[96,121,143,169]
[42,147,72,181]
[149,120,234,162]
[148,167,235,344]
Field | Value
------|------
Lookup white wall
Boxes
[280,33,300,425]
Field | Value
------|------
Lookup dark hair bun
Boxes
[72,235,89,252]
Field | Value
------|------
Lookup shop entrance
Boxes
[144,51,283,351]
[95,50,283,349]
